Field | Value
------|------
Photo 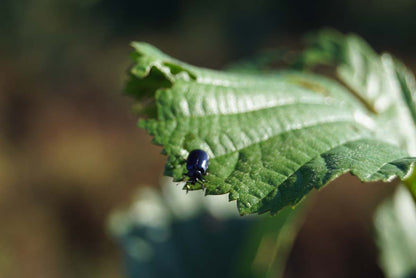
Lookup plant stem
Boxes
[403,165,416,204]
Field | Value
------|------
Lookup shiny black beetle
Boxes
[186,149,209,189]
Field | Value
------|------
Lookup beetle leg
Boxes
[184,183,190,193]
[195,179,205,190]
[200,182,206,190]
[195,172,206,189]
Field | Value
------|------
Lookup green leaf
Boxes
[125,36,416,215]
[300,29,416,155]
[375,186,416,278]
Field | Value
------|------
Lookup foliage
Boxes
[109,179,302,278]
[125,30,416,215]
[375,186,416,278]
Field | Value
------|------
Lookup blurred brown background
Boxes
[1,0,416,277]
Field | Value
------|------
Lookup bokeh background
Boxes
[1,0,416,277]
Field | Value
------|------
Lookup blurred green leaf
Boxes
[299,29,416,155]
[125,35,416,215]
[109,179,302,278]
[303,29,416,278]
[375,186,416,278]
